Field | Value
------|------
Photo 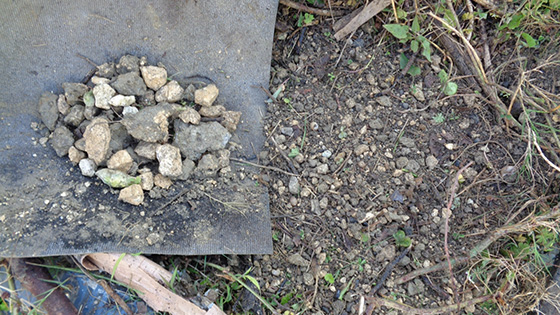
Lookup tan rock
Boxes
[91,76,110,85]
[139,170,154,191]
[57,95,70,115]
[154,174,173,189]
[178,107,201,125]
[134,141,160,160]
[155,80,184,103]
[221,111,242,132]
[107,150,134,172]
[194,84,219,107]
[140,66,168,90]
[118,184,144,205]
[68,146,86,165]
[83,117,111,165]
[198,105,225,118]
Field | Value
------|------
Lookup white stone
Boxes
[93,83,116,109]
[109,95,136,107]
[79,158,97,177]
[122,106,139,116]
[156,144,183,178]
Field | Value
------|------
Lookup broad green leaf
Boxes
[521,32,537,48]
[324,273,335,284]
[410,39,419,53]
[417,35,431,62]
[396,7,407,19]
[408,65,421,76]
[411,16,420,33]
[83,90,94,107]
[438,69,448,82]
[507,13,524,30]
[399,53,409,69]
[281,292,293,305]
[383,24,409,40]
[443,82,458,96]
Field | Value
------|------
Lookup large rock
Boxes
[194,84,219,107]
[93,83,116,110]
[111,72,147,96]
[63,105,85,127]
[121,104,174,143]
[107,149,134,173]
[156,144,183,178]
[38,92,59,131]
[173,121,231,160]
[118,184,144,205]
[51,125,74,157]
[155,80,184,103]
[83,117,111,165]
[221,110,242,132]
[134,141,159,160]
[178,107,201,125]
[116,55,140,74]
[62,82,88,105]
[109,95,135,107]
[140,66,167,90]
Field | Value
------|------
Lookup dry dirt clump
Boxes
[38,55,241,205]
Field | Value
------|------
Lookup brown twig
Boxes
[366,294,493,314]
[443,161,473,303]
[279,0,346,16]
[270,136,299,175]
[369,247,411,296]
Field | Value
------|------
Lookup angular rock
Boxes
[118,184,144,206]
[180,159,196,180]
[83,117,111,165]
[63,105,85,127]
[111,72,147,96]
[426,155,438,169]
[287,253,309,267]
[183,84,196,101]
[121,104,173,143]
[194,154,219,178]
[51,125,74,157]
[198,105,225,118]
[74,138,86,151]
[376,95,392,107]
[57,95,70,115]
[62,82,88,105]
[93,83,116,110]
[156,144,183,178]
[140,66,167,90]
[221,111,242,133]
[155,80,184,103]
[178,107,201,125]
[134,141,160,160]
[96,62,116,78]
[107,149,134,173]
[138,169,154,191]
[122,106,139,116]
[216,149,230,168]
[154,174,173,189]
[411,83,426,102]
[79,158,97,177]
[173,121,231,160]
[109,95,135,107]
[38,92,59,131]
[288,176,300,194]
[354,144,369,156]
[139,90,156,107]
[116,55,140,74]
[194,84,219,107]
[108,123,132,155]
[68,146,85,165]
[91,76,110,85]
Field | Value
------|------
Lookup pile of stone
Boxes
[38,55,241,205]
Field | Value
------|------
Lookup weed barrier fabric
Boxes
[0,0,276,257]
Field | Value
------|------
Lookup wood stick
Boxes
[334,0,391,41]
[279,0,346,16]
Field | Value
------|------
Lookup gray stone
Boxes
[74,138,86,151]
[216,149,230,168]
[109,95,135,107]
[178,107,201,125]
[287,253,308,267]
[426,155,438,169]
[156,144,183,178]
[107,149,134,173]
[407,279,425,296]
[122,106,139,116]
[376,95,392,107]
[396,157,409,169]
[354,144,369,156]
[198,105,225,118]
[62,82,88,105]
[407,160,421,172]
[173,121,231,161]
[121,104,173,143]
[93,83,116,110]
[96,62,116,78]
[118,184,144,205]
[303,273,314,286]
[288,176,300,194]
[116,55,140,74]
[155,80,184,103]
[399,136,416,148]
[140,66,168,90]
[57,95,70,115]
[38,92,59,131]
[411,84,425,102]
[111,72,147,96]
[134,141,159,160]
[369,118,384,130]
[79,158,97,177]
[183,84,196,101]
[221,111,242,133]
[51,125,74,157]
[194,84,219,107]
[195,154,219,178]
[316,164,329,175]
[280,127,294,136]
[83,117,111,165]
[180,159,196,180]
[63,105,85,127]
[68,146,85,165]
[108,123,131,156]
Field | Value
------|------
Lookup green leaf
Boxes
[507,13,524,30]
[393,230,412,247]
[83,90,94,107]
[281,292,293,305]
[410,40,419,53]
[438,69,448,82]
[303,13,315,26]
[521,32,537,48]
[399,53,409,69]
[417,35,431,62]
[324,273,335,284]
[408,65,421,76]
[443,82,458,96]
[383,24,409,40]
[243,274,261,292]
[411,16,420,33]
[288,147,300,158]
